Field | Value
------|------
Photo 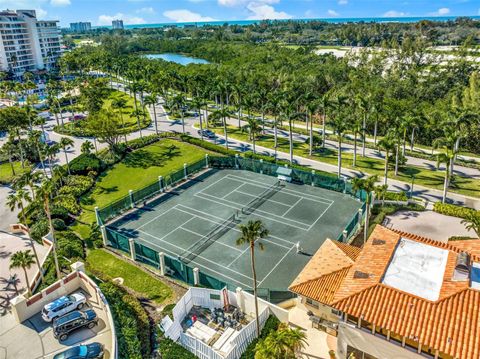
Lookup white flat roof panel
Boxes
[382,238,448,301]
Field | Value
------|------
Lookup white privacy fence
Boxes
[163,287,285,359]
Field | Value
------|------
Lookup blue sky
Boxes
[6,0,480,26]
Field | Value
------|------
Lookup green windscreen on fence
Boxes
[132,181,161,204]
[106,228,131,253]
[135,242,160,267]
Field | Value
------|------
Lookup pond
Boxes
[143,53,209,65]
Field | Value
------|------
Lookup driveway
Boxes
[384,210,477,242]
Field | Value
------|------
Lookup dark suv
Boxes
[53,309,98,341]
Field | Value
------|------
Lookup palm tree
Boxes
[209,107,231,150]
[279,100,301,164]
[14,168,40,200]
[236,220,269,337]
[330,114,348,178]
[111,97,128,142]
[81,140,94,154]
[374,184,388,207]
[436,149,455,203]
[254,323,307,359]
[59,137,74,175]
[461,213,480,238]
[130,109,145,138]
[318,93,331,149]
[144,94,159,134]
[190,97,207,139]
[378,133,396,185]
[171,93,187,134]
[242,117,262,154]
[6,189,43,282]
[37,178,61,279]
[10,250,35,297]
[351,175,378,243]
[349,113,363,168]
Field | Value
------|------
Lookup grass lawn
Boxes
[87,249,174,304]
[73,139,209,236]
[58,89,150,136]
[210,125,480,198]
[0,161,30,184]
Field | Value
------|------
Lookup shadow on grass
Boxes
[122,145,181,168]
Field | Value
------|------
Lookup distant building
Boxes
[69,21,91,32]
[289,226,480,359]
[0,9,62,76]
[112,19,124,30]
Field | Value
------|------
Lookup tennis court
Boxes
[107,168,363,300]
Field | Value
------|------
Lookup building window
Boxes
[332,308,341,316]
[209,293,220,300]
[306,298,319,309]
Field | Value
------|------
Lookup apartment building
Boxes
[289,226,480,359]
[0,10,61,76]
[69,22,92,33]
[112,19,124,30]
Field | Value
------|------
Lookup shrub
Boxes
[98,280,151,358]
[449,236,479,241]
[54,194,81,215]
[59,175,95,197]
[30,219,49,242]
[384,191,408,201]
[50,205,70,222]
[158,337,197,359]
[69,154,105,176]
[180,134,237,156]
[240,315,280,359]
[57,231,85,259]
[52,218,67,231]
[161,303,176,319]
[433,202,478,219]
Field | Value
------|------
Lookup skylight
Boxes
[382,238,448,301]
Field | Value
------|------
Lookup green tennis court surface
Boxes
[108,169,362,299]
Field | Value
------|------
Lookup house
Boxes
[289,225,480,359]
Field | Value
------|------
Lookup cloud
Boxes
[50,0,70,6]
[437,7,450,15]
[383,10,406,17]
[163,9,217,22]
[327,9,339,17]
[136,7,156,14]
[97,13,146,25]
[246,3,293,20]
[338,0,348,5]
[36,8,48,19]
[218,0,278,7]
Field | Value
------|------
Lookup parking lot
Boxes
[0,289,113,359]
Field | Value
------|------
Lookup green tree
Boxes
[254,323,307,359]
[236,220,269,337]
[59,137,74,174]
[170,93,187,134]
[378,132,396,185]
[10,250,36,297]
[87,109,123,155]
[351,175,378,243]
[242,117,263,154]
[144,94,159,134]
[111,96,129,143]
[81,140,94,154]
[461,212,480,238]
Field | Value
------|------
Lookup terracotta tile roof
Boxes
[289,239,360,287]
[330,226,480,359]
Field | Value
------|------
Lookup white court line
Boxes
[258,245,296,287]
[137,229,254,282]
[222,182,246,199]
[175,205,293,249]
[196,192,311,230]
[307,200,335,231]
[281,197,304,218]
[233,189,292,210]
[139,216,197,244]
[179,225,243,253]
[194,173,230,194]
[226,174,334,205]
[135,206,177,231]
[134,232,253,289]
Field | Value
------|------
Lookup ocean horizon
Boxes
[120,15,480,30]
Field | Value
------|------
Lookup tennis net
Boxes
[242,180,283,215]
[179,214,237,264]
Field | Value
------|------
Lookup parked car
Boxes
[42,293,86,322]
[53,342,104,359]
[198,129,216,139]
[73,114,86,120]
[53,309,98,341]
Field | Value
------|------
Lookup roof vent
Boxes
[372,239,386,246]
[453,252,470,281]
[353,271,370,279]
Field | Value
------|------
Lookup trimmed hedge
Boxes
[433,202,478,219]
[69,154,105,176]
[98,280,151,359]
[180,134,237,156]
[240,315,281,359]
[368,203,425,237]
[384,191,408,201]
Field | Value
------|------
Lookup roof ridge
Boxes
[390,228,480,261]
[289,265,352,290]
[331,240,362,261]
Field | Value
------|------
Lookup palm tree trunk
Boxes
[45,196,61,279]
[322,111,326,149]
[410,128,415,151]
[288,119,293,164]
[253,135,256,154]
[442,161,450,203]
[395,144,399,176]
[363,196,370,244]
[237,107,242,129]
[222,115,229,150]
[63,148,70,175]
[199,110,204,141]
[353,131,357,167]
[153,105,158,135]
[250,245,260,338]
[181,112,185,134]
[402,130,407,157]
[309,113,313,157]
[204,105,209,129]
[120,114,127,143]
[338,137,342,177]
[362,115,366,157]
[22,267,31,297]
[374,119,378,146]
[384,153,389,185]
[20,204,43,282]
[274,116,278,159]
